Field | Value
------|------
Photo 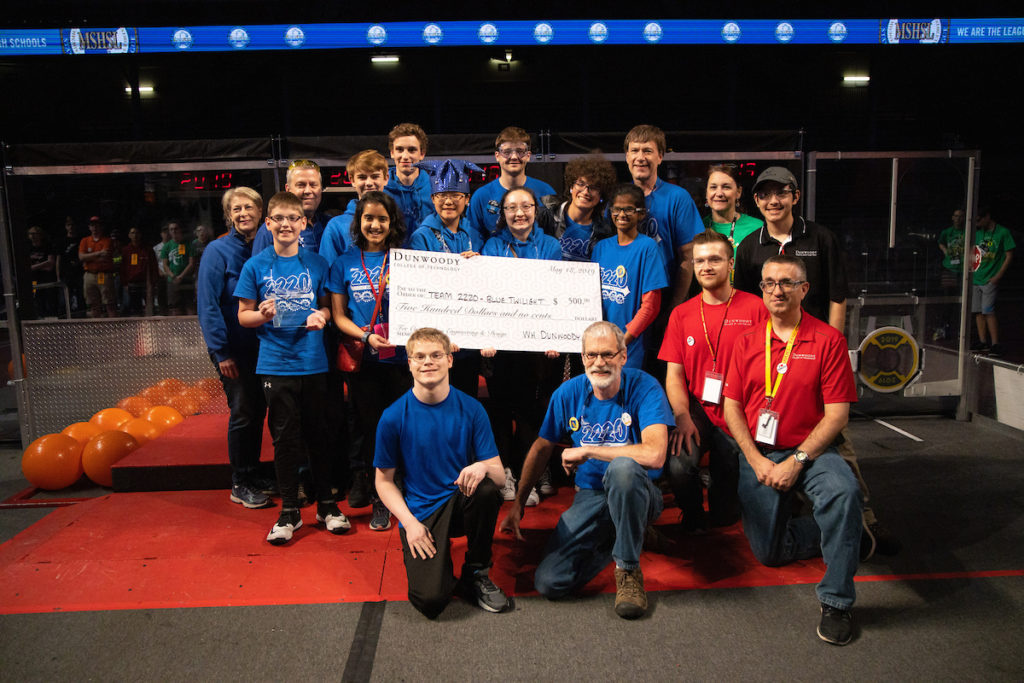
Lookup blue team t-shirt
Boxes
[591,233,668,368]
[640,178,703,281]
[385,168,435,244]
[539,370,673,490]
[326,247,404,365]
[560,214,597,262]
[374,387,500,522]
[466,177,557,249]
[233,248,330,376]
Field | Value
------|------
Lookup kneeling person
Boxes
[374,328,510,618]
[501,321,672,619]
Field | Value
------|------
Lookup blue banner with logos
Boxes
[1,18,1022,55]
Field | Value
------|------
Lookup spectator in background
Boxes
[59,216,83,313]
[193,224,215,271]
[161,222,196,315]
[154,223,172,314]
[27,226,59,318]
[120,227,158,316]
[970,206,1015,356]
[78,216,117,318]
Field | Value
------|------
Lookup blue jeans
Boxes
[535,458,663,598]
[738,447,863,609]
[214,355,266,487]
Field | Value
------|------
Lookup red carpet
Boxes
[0,487,840,615]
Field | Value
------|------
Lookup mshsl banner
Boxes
[387,249,601,353]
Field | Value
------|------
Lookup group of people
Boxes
[196,122,904,646]
[28,215,216,319]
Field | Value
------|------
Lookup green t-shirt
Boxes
[973,223,1016,285]
[703,212,763,248]
[938,225,965,273]
[160,239,194,278]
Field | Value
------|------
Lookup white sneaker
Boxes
[316,504,351,534]
[537,469,555,496]
[500,467,517,501]
[525,488,540,507]
[267,512,302,545]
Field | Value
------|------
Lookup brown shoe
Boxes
[614,566,647,619]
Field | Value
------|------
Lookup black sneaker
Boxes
[267,509,302,545]
[989,343,1003,357]
[867,520,902,556]
[251,476,279,496]
[970,340,991,352]
[369,499,392,531]
[230,484,271,509]
[817,604,853,645]
[462,570,510,613]
[348,469,371,509]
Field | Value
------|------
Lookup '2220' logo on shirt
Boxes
[579,418,629,446]
[600,265,630,304]
[347,264,388,304]
[263,269,314,312]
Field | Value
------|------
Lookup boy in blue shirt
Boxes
[465,126,557,249]
[235,191,349,544]
[385,123,436,239]
[375,327,510,619]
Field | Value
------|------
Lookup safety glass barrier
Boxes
[808,152,978,409]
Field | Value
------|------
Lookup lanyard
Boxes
[764,317,800,407]
[360,250,388,325]
[698,289,734,371]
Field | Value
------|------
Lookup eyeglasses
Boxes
[693,256,728,266]
[754,188,795,201]
[759,279,806,292]
[435,192,468,202]
[268,215,304,225]
[572,179,600,193]
[409,351,450,364]
[496,146,530,159]
[503,202,535,214]
[610,206,643,217]
[288,159,321,172]
[582,350,622,362]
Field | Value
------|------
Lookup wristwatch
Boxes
[361,329,373,344]
[792,450,810,466]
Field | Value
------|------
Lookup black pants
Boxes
[350,361,411,473]
[261,373,333,509]
[487,351,545,476]
[665,399,740,527]
[215,354,266,486]
[399,478,501,619]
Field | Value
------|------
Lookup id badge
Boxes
[755,408,779,446]
[131,253,138,265]
[178,244,186,255]
[97,273,106,285]
[702,371,724,404]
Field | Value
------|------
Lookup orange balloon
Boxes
[145,405,184,430]
[7,354,26,380]
[118,417,162,445]
[166,394,200,416]
[139,385,171,403]
[116,396,154,418]
[90,407,133,431]
[157,377,188,393]
[176,386,206,404]
[22,433,84,490]
[61,421,103,447]
[82,430,140,487]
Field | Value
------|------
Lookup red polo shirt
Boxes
[723,310,856,449]
[659,289,766,431]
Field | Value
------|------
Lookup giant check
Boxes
[388,249,602,353]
